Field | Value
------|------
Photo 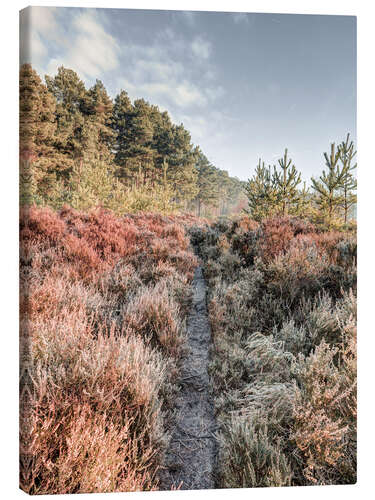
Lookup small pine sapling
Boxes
[338,133,357,225]
[311,141,347,229]
[273,148,302,216]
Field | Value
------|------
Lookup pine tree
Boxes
[65,159,124,212]
[45,66,87,171]
[338,133,357,225]
[19,63,59,203]
[20,64,255,218]
[131,99,156,179]
[163,124,199,203]
[82,79,115,163]
[273,148,302,215]
[151,109,174,173]
[311,141,347,229]
[226,177,247,215]
[215,169,232,216]
[244,159,279,221]
[294,181,311,217]
[111,90,134,179]
[194,152,220,215]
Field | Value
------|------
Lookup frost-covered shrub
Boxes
[218,417,292,488]
[199,215,356,487]
[19,206,197,494]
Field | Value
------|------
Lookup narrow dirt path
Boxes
[160,265,217,490]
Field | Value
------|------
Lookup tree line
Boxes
[244,136,357,229]
[20,63,356,226]
[19,64,245,216]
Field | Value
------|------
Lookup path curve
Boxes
[160,265,217,490]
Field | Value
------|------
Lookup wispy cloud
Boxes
[20,6,236,170]
[120,77,208,108]
[20,7,60,70]
[48,10,119,79]
[116,30,222,110]
[191,37,212,60]
[21,7,120,81]
[21,7,224,111]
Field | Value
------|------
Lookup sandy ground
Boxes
[159,265,217,490]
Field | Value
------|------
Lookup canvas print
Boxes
[19,6,357,494]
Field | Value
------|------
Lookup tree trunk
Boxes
[344,186,348,225]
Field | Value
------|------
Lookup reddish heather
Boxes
[255,216,354,264]
[19,205,199,494]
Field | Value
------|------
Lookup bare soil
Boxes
[159,265,217,490]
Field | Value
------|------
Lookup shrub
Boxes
[123,284,184,357]
[218,417,292,488]
[19,206,197,494]
[292,335,356,484]
[199,214,356,487]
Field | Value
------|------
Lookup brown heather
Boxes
[19,205,200,494]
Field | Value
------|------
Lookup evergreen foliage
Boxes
[338,133,357,225]
[311,141,349,229]
[244,159,279,221]
[194,151,220,215]
[245,138,356,229]
[273,148,302,216]
[19,64,59,202]
[19,64,356,225]
[20,63,243,216]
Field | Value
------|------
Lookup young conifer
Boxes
[273,149,302,216]
[244,159,279,221]
[311,141,347,229]
[338,133,357,225]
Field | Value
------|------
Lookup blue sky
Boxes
[20,6,356,182]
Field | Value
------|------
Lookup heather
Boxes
[190,215,357,487]
[19,205,201,494]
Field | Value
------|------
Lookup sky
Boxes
[20,6,356,183]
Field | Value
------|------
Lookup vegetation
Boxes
[19,205,207,494]
[19,63,246,218]
[190,215,356,487]
[19,62,356,493]
[245,139,357,230]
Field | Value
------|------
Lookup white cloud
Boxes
[30,6,61,42]
[129,59,184,83]
[56,11,119,78]
[30,31,47,61]
[179,115,208,140]
[20,7,58,69]
[205,86,225,101]
[116,30,222,110]
[191,37,212,60]
[175,82,207,107]
[120,77,207,109]
[23,7,120,81]
[23,8,224,114]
